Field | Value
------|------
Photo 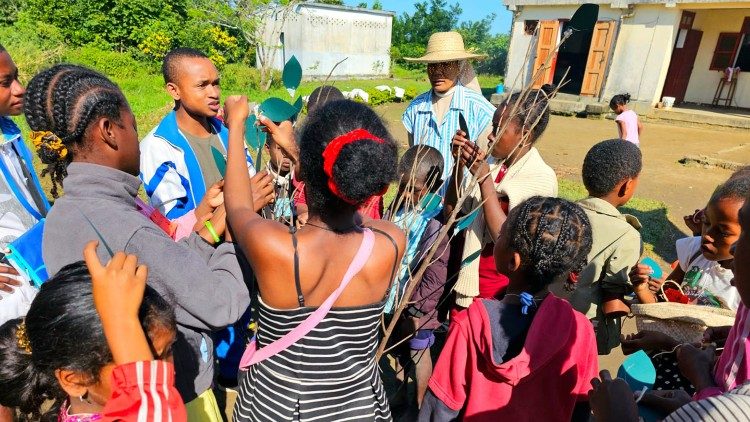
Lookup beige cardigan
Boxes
[454,147,558,307]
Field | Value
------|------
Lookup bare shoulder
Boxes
[236,218,295,258]
[366,219,406,254]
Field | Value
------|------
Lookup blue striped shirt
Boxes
[402,84,496,195]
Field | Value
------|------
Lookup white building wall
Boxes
[505,4,680,105]
[684,8,750,108]
[602,5,681,104]
[261,5,393,79]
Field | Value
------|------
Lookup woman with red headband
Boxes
[223,96,405,421]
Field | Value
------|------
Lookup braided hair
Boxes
[504,196,593,293]
[501,83,555,144]
[23,65,128,198]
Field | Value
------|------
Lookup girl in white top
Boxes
[610,93,642,146]
[630,176,748,310]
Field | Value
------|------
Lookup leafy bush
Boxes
[64,46,144,79]
[393,43,426,71]
[222,63,262,92]
[365,88,392,106]
[0,16,67,81]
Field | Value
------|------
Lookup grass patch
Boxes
[558,179,682,264]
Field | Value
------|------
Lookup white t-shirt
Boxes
[615,110,640,146]
[676,236,739,310]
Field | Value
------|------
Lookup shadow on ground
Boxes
[621,205,684,264]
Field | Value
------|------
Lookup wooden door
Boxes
[580,21,616,97]
[532,20,560,88]
[662,29,703,103]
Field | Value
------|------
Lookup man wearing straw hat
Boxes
[402,31,496,198]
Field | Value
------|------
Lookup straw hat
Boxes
[404,31,487,63]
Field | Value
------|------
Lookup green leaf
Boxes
[419,193,441,215]
[282,55,302,95]
[211,146,227,178]
[259,97,298,122]
[244,115,267,151]
[455,207,480,231]
[78,208,114,258]
[460,249,482,268]
[293,96,303,113]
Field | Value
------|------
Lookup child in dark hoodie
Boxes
[420,196,598,421]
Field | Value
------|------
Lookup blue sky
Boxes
[343,0,513,34]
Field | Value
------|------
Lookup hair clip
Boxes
[16,320,32,354]
[30,131,68,159]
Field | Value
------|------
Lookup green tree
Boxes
[357,2,368,7]
[23,0,189,50]
[317,0,344,4]
[190,0,300,90]
[392,0,462,46]
[372,0,383,9]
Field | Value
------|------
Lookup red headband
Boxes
[322,128,388,205]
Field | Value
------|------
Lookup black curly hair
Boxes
[0,262,175,421]
[711,174,750,205]
[582,139,642,198]
[609,93,631,109]
[500,83,555,144]
[299,100,397,220]
[307,85,344,114]
[503,196,593,293]
[162,47,209,84]
[23,64,128,198]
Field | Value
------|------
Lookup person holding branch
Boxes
[223,96,405,421]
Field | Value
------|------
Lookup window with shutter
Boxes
[710,32,741,70]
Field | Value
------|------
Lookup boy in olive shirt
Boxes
[569,139,649,354]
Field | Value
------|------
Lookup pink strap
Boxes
[239,229,375,369]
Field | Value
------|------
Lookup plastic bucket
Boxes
[662,96,675,109]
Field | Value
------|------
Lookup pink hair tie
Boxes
[322,129,387,204]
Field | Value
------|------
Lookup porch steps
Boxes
[490,93,750,130]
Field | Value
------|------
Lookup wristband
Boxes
[204,221,221,244]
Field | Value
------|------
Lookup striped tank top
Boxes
[233,227,396,421]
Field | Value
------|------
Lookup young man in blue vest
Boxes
[140,48,274,397]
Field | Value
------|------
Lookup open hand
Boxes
[0,264,21,293]
[259,116,298,163]
[677,343,717,391]
[451,130,489,179]
[224,95,250,129]
[621,330,678,355]
[703,325,732,347]
[683,209,704,236]
[194,180,224,223]
[251,171,275,212]
[629,263,664,293]
[588,370,639,422]
[83,241,148,323]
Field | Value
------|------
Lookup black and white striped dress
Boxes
[233,298,391,421]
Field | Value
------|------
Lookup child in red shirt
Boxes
[420,196,598,421]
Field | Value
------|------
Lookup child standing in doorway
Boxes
[610,93,642,146]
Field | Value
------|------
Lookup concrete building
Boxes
[502,0,750,109]
[258,2,394,79]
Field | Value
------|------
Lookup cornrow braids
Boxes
[505,196,593,293]
[23,65,127,198]
[502,83,555,144]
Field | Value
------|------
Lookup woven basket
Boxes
[630,302,736,344]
